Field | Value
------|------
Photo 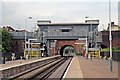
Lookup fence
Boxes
[2,52,24,61]
[46,31,88,37]
[100,52,120,61]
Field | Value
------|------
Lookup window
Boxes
[61,29,70,32]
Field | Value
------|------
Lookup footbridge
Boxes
[37,20,102,56]
[10,20,101,56]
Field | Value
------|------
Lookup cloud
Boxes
[1,0,120,2]
[2,2,118,31]
[0,1,2,26]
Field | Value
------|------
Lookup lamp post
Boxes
[85,17,93,47]
[54,40,57,55]
[24,17,32,58]
[109,0,113,72]
[85,17,93,60]
[85,30,88,58]
[94,29,97,48]
[42,30,45,57]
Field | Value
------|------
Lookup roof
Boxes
[113,25,120,27]
[37,22,99,26]
[37,20,51,23]
[60,28,72,30]
[107,25,120,31]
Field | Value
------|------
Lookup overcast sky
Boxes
[0,0,119,31]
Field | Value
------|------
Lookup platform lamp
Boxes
[85,16,93,61]
[109,0,113,72]
[24,16,32,58]
[85,17,93,47]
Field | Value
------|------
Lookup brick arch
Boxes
[55,40,83,55]
[60,45,75,56]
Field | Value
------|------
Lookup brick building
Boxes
[102,22,120,48]
[3,26,15,32]
[50,40,85,56]
[101,31,120,47]
[10,31,34,53]
[37,20,102,56]
[102,22,120,47]
[2,26,35,54]
[11,39,25,53]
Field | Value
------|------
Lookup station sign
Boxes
[78,38,86,40]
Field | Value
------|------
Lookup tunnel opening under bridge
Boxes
[60,45,75,57]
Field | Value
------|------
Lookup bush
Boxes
[112,46,120,52]
[100,46,120,61]
[101,46,120,52]
[79,51,82,56]
[75,51,82,56]
[101,48,109,52]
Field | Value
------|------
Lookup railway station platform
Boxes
[0,55,61,78]
[0,55,119,79]
[0,58,43,70]
[64,56,83,78]
[0,55,60,70]
[64,56,119,79]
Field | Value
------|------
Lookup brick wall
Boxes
[11,39,25,53]
[51,40,85,55]
[102,31,120,47]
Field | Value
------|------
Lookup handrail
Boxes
[45,31,88,37]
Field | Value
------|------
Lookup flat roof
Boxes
[60,28,72,30]
[37,22,99,26]
[37,20,51,23]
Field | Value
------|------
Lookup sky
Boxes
[0,0,119,31]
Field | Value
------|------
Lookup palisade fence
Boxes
[10,31,34,39]
[1,52,24,61]
[100,52,120,61]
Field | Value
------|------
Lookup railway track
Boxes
[9,56,73,80]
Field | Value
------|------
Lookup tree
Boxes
[0,28,2,52]
[2,29,11,52]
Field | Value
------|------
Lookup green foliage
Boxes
[2,29,11,52]
[0,45,1,52]
[75,51,82,56]
[112,46,120,52]
[35,29,39,32]
[79,51,82,56]
[101,48,110,52]
[101,46,120,52]
[0,28,2,52]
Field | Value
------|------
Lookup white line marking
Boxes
[62,57,74,79]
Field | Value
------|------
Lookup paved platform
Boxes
[64,56,119,79]
[64,56,83,78]
[0,55,60,70]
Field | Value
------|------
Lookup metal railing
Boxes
[45,31,88,37]
[10,32,34,37]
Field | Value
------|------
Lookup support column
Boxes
[47,40,50,56]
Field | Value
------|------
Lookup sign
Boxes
[78,38,86,40]
[75,43,85,44]
[40,48,45,50]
